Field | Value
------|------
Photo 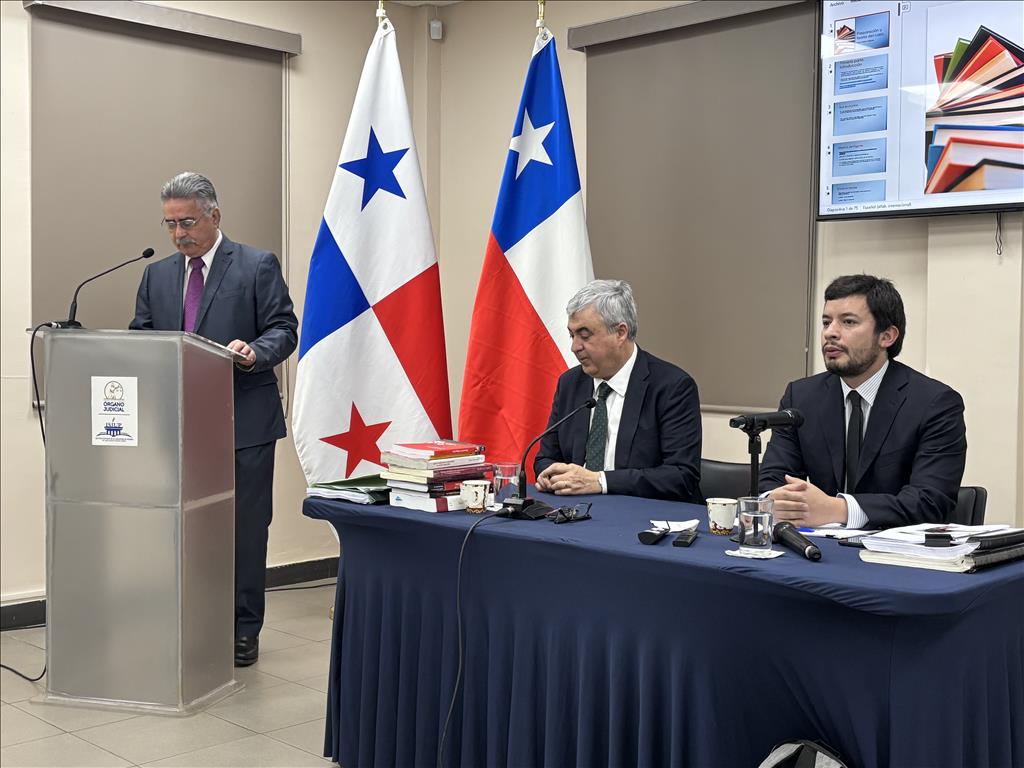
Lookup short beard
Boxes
[823,343,884,378]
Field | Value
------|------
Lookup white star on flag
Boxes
[508,109,554,178]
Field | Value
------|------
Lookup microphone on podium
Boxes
[500,397,597,520]
[56,248,156,328]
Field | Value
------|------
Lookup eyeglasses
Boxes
[161,216,203,231]
[547,502,593,524]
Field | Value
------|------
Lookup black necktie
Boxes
[846,391,863,493]
[584,382,613,471]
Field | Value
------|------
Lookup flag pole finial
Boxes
[536,0,545,28]
[376,0,387,26]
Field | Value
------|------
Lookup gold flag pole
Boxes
[536,0,549,41]
[377,0,387,27]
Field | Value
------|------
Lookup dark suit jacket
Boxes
[534,348,702,502]
[130,234,298,450]
[759,361,967,528]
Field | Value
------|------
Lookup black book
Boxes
[967,541,1024,572]
[968,528,1024,551]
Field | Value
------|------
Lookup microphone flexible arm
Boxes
[502,397,597,518]
[59,248,155,328]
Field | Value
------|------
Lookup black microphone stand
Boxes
[736,418,769,497]
[501,398,596,520]
[729,409,803,497]
[55,249,155,328]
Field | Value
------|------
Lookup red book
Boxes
[380,464,492,481]
[926,137,1024,194]
[388,440,483,459]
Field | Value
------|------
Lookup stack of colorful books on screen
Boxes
[381,440,489,512]
[925,25,1024,194]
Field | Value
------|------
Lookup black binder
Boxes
[966,542,1024,572]
[968,529,1024,551]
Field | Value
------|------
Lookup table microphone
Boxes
[773,521,822,561]
[55,248,156,328]
[500,397,597,520]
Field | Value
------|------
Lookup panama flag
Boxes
[292,17,451,484]
[458,29,593,469]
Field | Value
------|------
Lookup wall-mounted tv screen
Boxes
[818,0,1023,220]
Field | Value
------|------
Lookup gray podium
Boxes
[42,329,241,713]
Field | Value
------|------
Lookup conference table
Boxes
[304,491,1024,768]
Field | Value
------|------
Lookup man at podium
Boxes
[130,171,298,666]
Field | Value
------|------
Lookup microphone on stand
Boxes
[729,408,805,432]
[500,397,597,520]
[55,248,156,328]
[773,521,822,561]
[728,408,804,497]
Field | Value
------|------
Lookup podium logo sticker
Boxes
[91,376,139,447]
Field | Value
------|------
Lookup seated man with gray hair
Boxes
[534,279,702,502]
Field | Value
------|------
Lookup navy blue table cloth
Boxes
[304,492,1024,768]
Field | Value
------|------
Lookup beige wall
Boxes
[3,0,1023,604]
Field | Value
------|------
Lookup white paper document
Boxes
[802,526,871,540]
[650,519,699,532]
[725,548,784,560]
[862,523,1010,560]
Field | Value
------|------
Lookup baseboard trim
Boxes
[0,557,338,631]
[265,556,339,588]
[0,600,46,630]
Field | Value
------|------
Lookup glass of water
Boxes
[737,496,773,551]
[492,462,520,504]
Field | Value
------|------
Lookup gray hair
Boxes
[160,171,219,213]
[566,279,638,340]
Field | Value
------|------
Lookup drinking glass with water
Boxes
[737,496,774,551]
[492,462,519,504]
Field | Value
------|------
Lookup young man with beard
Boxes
[759,275,966,529]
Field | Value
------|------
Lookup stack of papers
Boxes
[860,523,1014,572]
[864,523,1007,556]
[307,475,389,504]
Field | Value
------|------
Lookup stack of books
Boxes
[860,523,1024,573]
[381,440,490,512]
[924,25,1024,194]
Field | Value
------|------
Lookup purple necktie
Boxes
[183,257,205,333]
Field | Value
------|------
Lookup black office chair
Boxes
[953,486,987,525]
[700,459,750,502]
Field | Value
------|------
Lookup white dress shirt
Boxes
[181,230,222,306]
[839,359,889,528]
[591,344,638,493]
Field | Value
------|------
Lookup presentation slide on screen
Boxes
[819,1,1024,218]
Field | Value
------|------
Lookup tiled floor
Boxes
[0,580,339,767]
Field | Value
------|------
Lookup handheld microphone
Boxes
[501,397,597,520]
[773,521,822,561]
[729,408,804,432]
[56,248,156,328]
